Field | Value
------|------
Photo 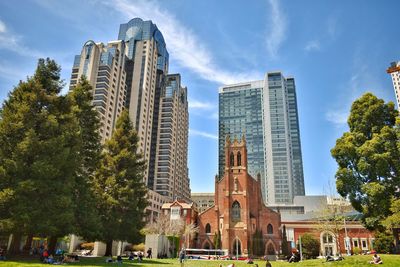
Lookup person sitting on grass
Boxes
[46,254,55,264]
[138,251,144,262]
[0,248,6,261]
[105,255,113,263]
[370,253,383,264]
[116,255,123,264]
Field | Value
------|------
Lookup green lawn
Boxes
[0,255,400,267]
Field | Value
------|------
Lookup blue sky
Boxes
[0,0,399,195]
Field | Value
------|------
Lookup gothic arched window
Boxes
[267,224,273,234]
[205,223,211,234]
[237,152,242,166]
[230,152,234,167]
[232,201,241,221]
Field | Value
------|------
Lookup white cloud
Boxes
[265,0,287,59]
[0,19,6,33]
[188,100,215,110]
[106,0,262,84]
[0,19,43,58]
[304,40,320,52]
[325,110,348,125]
[189,129,218,140]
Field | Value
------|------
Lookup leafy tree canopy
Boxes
[331,93,400,230]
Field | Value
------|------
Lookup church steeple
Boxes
[224,134,248,173]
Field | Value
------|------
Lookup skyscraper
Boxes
[219,72,304,205]
[387,61,400,108]
[117,18,169,187]
[154,74,190,201]
[69,18,190,220]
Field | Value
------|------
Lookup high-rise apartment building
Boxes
[219,72,304,205]
[117,18,169,187]
[69,18,190,220]
[154,74,190,201]
[69,40,127,143]
[387,61,400,108]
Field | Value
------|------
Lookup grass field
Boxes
[0,255,400,267]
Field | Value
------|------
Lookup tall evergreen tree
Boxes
[281,225,289,257]
[95,110,148,256]
[68,78,103,241]
[0,58,80,253]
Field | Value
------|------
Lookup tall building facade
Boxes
[219,72,304,205]
[154,74,190,201]
[387,61,400,108]
[117,18,169,187]
[69,18,190,219]
[69,40,127,143]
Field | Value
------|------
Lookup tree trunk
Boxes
[9,233,22,254]
[48,236,58,255]
[24,234,33,252]
[105,240,113,256]
[392,228,400,253]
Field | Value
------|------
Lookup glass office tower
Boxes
[219,72,305,205]
[219,81,266,198]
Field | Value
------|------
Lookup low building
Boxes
[283,217,374,255]
[191,193,214,213]
[146,190,170,222]
[161,200,198,226]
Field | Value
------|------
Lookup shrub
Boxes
[79,242,94,250]
[352,247,361,255]
[133,243,145,252]
[373,231,394,253]
[298,233,320,259]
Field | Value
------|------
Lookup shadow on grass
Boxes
[2,256,175,266]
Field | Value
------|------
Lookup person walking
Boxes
[147,248,152,259]
[179,248,186,267]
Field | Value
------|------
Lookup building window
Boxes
[237,152,241,166]
[232,201,241,221]
[205,223,211,234]
[267,224,273,234]
[230,152,234,167]
[361,239,368,250]
[232,239,241,256]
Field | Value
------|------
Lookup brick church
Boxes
[196,136,282,257]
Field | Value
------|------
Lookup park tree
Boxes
[298,233,320,259]
[0,58,80,253]
[315,200,347,255]
[281,225,290,257]
[95,110,148,256]
[68,78,103,241]
[373,230,395,253]
[251,229,264,256]
[213,230,221,250]
[331,93,400,240]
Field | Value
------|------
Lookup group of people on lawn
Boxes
[39,248,79,264]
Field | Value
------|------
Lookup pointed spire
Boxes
[225,135,231,147]
[241,134,246,145]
